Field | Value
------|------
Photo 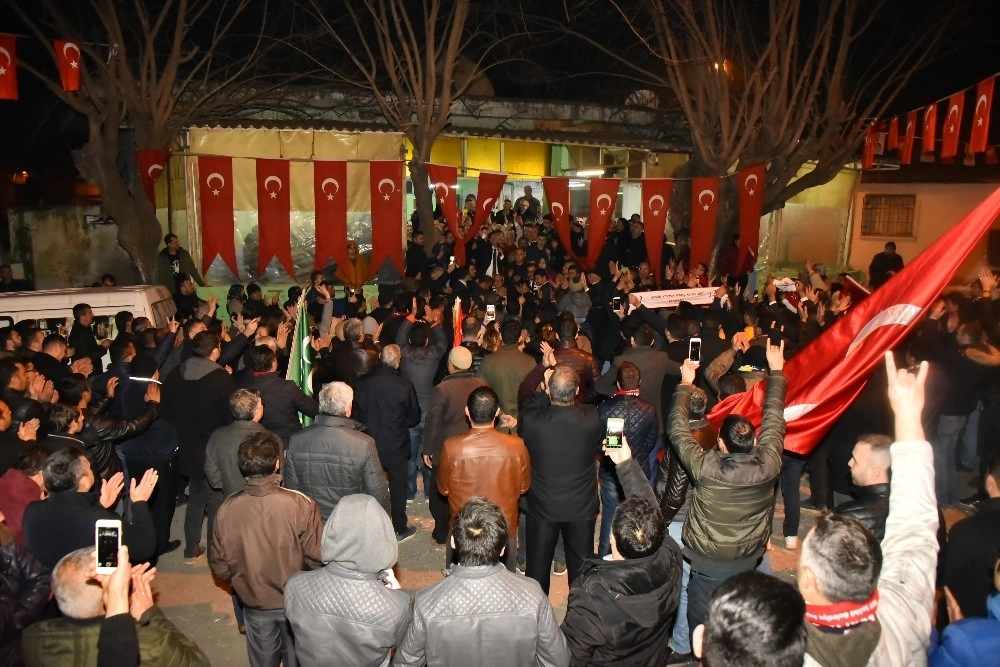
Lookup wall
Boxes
[847,182,1000,284]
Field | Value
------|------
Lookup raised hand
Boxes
[539,341,556,368]
[979,266,997,294]
[765,339,785,372]
[106,376,119,398]
[129,560,157,620]
[731,331,751,352]
[884,350,927,442]
[17,419,39,441]
[144,383,160,404]
[129,469,159,503]
[680,358,697,385]
[70,358,94,376]
[100,473,125,509]
[602,435,633,465]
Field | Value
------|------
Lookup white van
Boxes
[0,285,176,336]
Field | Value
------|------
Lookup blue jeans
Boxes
[667,521,690,655]
[407,414,430,499]
[934,414,967,506]
[598,471,624,558]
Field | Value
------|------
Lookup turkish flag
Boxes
[862,125,876,169]
[542,176,572,257]
[585,178,620,270]
[313,161,348,272]
[901,111,918,165]
[922,103,937,154]
[369,160,405,280]
[0,35,18,100]
[737,164,766,272]
[474,172,508,241]
[887,117,900,151]
[942,92,965,159]
[689,177,719,267]
[255,159,296,282]
[198,156,238,277]
[642,178,672,286]
[54,40,81,92]
[971,76,995,154]
[709,184,1000,455]
[426,163,463,261]
[137,150,169,204]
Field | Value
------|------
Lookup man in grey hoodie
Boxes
[284,494,412,667]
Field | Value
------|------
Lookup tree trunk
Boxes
[408,157,440,255]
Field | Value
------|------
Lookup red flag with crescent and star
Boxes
[901,111,918,165]
[641,178,672,286]
[473,172,508,241]
[198,156,238,277]
[708,184,1000,455]
[584,178,620,270]
[737,164,766,272]
[255,159,296,281]
[542,176,572,256]
[137,150,169,205]
[862,125,877,169]
[369,160,405,280]
[971,76,995,154]
[887,117,900,151]
[922,103,938,154]
[689,177,719,267]
[313,160,348,272]
[0,34,18,100]
[54,39,81,92]
[426,163,464,262]
[942,92,965,159]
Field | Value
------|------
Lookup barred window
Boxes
[860,194,916,238]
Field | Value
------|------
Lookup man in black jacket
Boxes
[354,344,421,541]
[68,304,109,375]
[832,434,892,541]
[238,345,318,447]
[562,437,682,666]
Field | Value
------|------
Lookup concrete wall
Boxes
[847,182,1000,284]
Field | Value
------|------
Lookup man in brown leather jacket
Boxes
[552,317,602,404]
[437,386,530,571]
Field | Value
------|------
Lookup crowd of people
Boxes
[0,209,995,667]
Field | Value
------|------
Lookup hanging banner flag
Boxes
[942,92,965,159]
[313,160,348,272]
[369,160,405,280]
[198,156,238,277]
[922,103,937,154]
[737,163,766,273]
[542,176,572,259]
[0,35,18,100]
[584,177,620,270]
[887,117,900,151]
[689,176,719,267]
[862,125,876,169]
[53,39,81,92]
[255,159,296,281]
[473,171,508,241]
[137,149,169,205]
[901,110,918,165]
[642,178,672,286]
[426,163,464,261]
[971,76,995,154]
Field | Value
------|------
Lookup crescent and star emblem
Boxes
[846,304,923,356]
[947,105,959,134]
[0,47,11,76]
[320,177,339,201]
[62,42,80,69]
[551,202,565,218]
[432,182,449,203]
[206,172,225,196]
[482,197,494,213]
[263,175,282,199]
[698,189,715,211]
[378,178,396,201]
[976,94,989,126]
[147,164,163,179]
[744,173,758,197]
[596,193,612,216]
[647,194,664,216]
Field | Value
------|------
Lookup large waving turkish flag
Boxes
[709,185,1000,455]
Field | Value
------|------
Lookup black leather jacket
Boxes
[833,483,890,541]
[0,536,50,642]
[80,396,161,480]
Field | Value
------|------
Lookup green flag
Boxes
[286,296,314,426]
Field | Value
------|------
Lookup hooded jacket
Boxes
[561,458,682,666]
[284,495,412,667]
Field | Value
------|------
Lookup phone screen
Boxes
[449,255,456,266]
[486,305,496,321]
[606,418,625,448]
[612,296,621,310]
[96,525,120,569]
[689,339,702,364]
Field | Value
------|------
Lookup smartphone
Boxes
[606,418,625,448]
[95,519,122,575]
[689,337,702,366]
[769,327,782,347]
[612,296,621,310]
[449,255,456,266]
[485,304,496,322]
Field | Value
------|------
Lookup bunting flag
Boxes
[709,184,1000,455]
[585,178,620,270]
[53,39,81,92]
[922,103,937,154]
[862,125,877,169]
[255,159,297,281]
[198,156,238,276]
[427,163,464,262]
[0,35,18,100]
[942,92,965,159]
[369,160,405,280]
[137,150,169,205]
[689,176,719,267]
[473,172,508,241]
[737,164,766,273]
[313,160,348,272]
[971,76,995,154]
[887,117,900,151]
[901,111,918,165]
[542,176,573,259]
[642,178,672,286]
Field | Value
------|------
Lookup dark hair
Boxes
[164,233,178,245]
[42,333,68,352]
[702,571,806,667]
[461,316,482,338]
[72,303,91,321]
[612,497,664,558]
[500,318,522,345]
[665,313,688,341]
[49,403,81,432]
[719,415,755,453]
[556,318,578,341]
[114,311,133,333]
[248,345,276,372]
[467,386,499,426]
[191,331,221,358]
[548,366,579,404]
[15,446,51,477]
[108,338,134,364]
[717,373,747,399]
[802,513,881,603]
[884,241,896,250]
[616,361,641,391]
[43,448,88,493]
[407,322,430,348]
[181,318,204,339]
[58,374,90,407]
[452,497,508,567]
[237,431,282,478]
[689,387,708,420]
[0,358,19,389]
[633,324,655,348]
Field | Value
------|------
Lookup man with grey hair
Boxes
[22,545,209,665]
[205,389,269,498]
[285,382,390,521]
[355,344,421,541]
